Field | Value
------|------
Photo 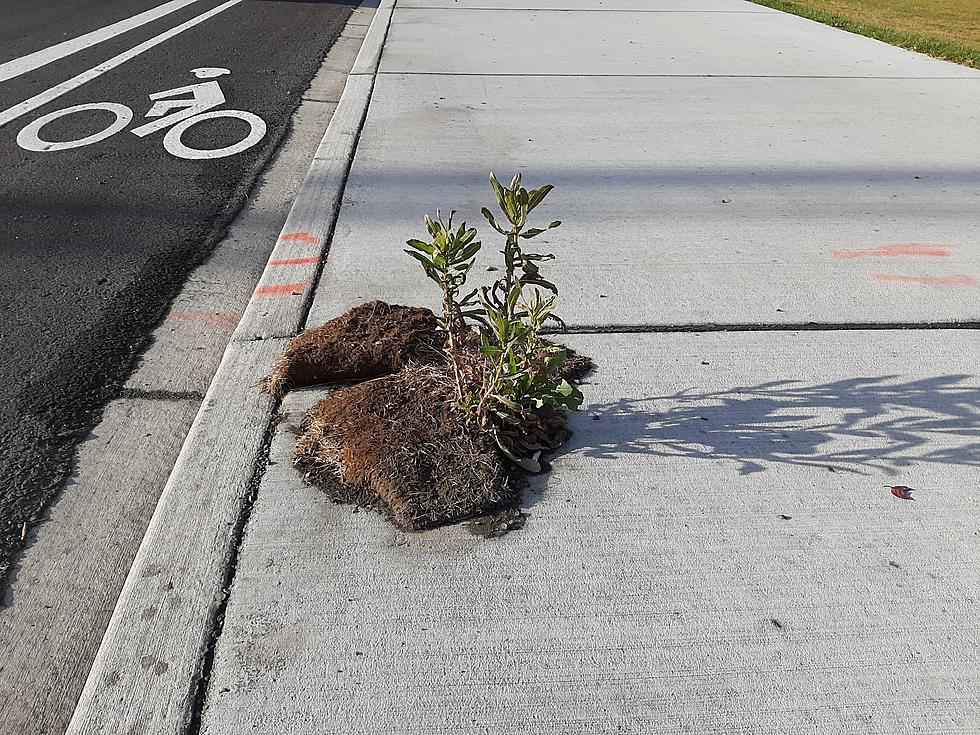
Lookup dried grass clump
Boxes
[295,365,516,529]
[263,301,444,398]
[275,301,592,530]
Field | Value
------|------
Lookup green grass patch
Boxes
[749,0,980,68]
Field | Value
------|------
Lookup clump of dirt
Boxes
[279,301,593,531]
[464,508,528,538]
[557,348,595,383]
[263,301,444,397]
[295,366,516,530]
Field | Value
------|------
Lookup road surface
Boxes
[0,0,356,579]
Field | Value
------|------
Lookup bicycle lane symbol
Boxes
[15,67,266,160]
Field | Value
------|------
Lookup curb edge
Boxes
[64,3,393,733]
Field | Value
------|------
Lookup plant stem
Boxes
[443,287,467,405]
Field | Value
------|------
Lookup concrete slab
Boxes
[0,397,199,735]
[381,7,980,78]
[197,330,980,734]
[309,74,980,329]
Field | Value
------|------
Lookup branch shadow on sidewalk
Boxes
[573,374,980,477]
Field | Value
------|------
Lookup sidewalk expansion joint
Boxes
[183,399,281,735]
[550,321,980,335]
[118,388,205,402]
[398,7,778,12]
[378,72,979,80]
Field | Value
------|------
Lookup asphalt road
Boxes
[0,0,357,580]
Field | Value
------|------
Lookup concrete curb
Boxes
[64,3,393,733]
[233,0,393,341]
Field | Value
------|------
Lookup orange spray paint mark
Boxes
[871,273,977,287]
[255,283,307,297]
[279,232,318,245]
[168,311,238,326]
[268,257,320,266]
[832,243,957,260]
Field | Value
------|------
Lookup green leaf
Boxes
[481,207,508,235]
[493,410,520,426]
[503,188,518,224]
[404,250,433,267]
[555,379,575,397]
[526,184,554,212]
[458,242,482,261]
[493,431,534,469]
[489,172,507,213]
[548,220,562,229]
[405,239,434,254]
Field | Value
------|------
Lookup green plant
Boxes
[477,288,582,471]
[403,174,584,472]
[405,210,481,401]
[480,172,562,322]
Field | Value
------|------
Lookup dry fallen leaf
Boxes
[887,485,916,501]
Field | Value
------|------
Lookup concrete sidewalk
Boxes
[67,1,980,733]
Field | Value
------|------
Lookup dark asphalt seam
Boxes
[547,321,980,335]
[182,7,388,733]
[118,388,205,401]
[182,403,280,735]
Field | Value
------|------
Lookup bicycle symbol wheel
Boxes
[16,102,134,152]
[162,109,266,160]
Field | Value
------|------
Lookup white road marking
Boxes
[0,0,243,130]
[162,109,266,159]
[16,102,134,151]
[0,0,204,84]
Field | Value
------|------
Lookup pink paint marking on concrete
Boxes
[832,243,957,260]
[871,273,977,287]
[279,232,319,245]
[268,257,320,266]
[254,283,307,297]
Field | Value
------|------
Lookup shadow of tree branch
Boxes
[578,374,980,477]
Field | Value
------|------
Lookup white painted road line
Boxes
[0,0,243,130]
[0,0,204,84]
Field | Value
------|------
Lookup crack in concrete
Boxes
[183,402,279,735]
[550,321,980,335]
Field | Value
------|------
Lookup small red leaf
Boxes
[888,485,915,501]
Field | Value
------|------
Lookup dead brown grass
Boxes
[264,301,444,397]
[279,302,594,530]
[294,366,516,529]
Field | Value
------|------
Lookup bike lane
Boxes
[0,0,358,579]
[0,0,183,66]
